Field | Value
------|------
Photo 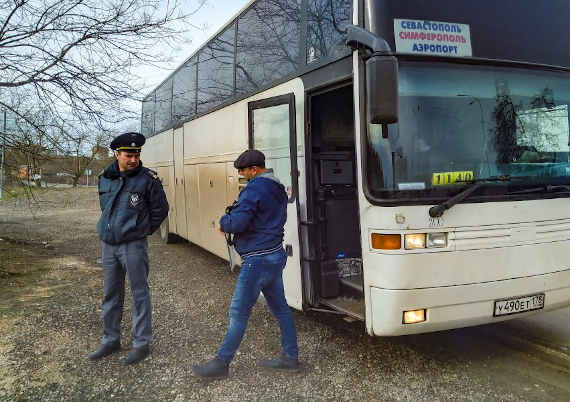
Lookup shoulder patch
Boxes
[145,168,159,180]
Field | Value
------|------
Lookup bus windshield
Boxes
[366,61,570,202]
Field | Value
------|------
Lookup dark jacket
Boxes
[97,161,169,245]
[219,172,287,257]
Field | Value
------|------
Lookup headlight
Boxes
[403,309,426,324]
[427,232,447,248]
[372,232,448,251]
[404,232,447,249]
[404,234,426,249]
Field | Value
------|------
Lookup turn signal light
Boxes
[403,309,426,324]
[371,234,401,250]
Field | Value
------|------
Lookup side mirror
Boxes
[366,55,398,126]
[345,25,398,134]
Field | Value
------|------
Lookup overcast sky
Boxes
[137,0,251,94]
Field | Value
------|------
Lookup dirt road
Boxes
[1,188,569,401]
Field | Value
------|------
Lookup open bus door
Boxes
[248,94,303,310]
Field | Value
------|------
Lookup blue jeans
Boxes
[216,248,298,363]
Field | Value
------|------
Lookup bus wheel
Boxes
[159,219,176,244]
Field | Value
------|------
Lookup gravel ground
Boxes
[1,188,568,401]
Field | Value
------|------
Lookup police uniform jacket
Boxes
[97,160,169,245]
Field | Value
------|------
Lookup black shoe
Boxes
[88,341,120,360]
[123,346,150,366]
[192,358,229,379]
[262,355,300,371]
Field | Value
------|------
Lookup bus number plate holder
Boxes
[493,293,545,317]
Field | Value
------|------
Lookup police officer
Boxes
[88,132,169,365]
[192,149,299,379]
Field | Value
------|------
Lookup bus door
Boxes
[248,94,304,310]
[173,126,188,239]
[307,83,365,321]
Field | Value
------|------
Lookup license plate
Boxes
[493,293,545,317]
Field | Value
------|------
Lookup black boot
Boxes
[192,358,229,379]
[123,345,150,366]
[88,341,120,360]
[262,355,299,371]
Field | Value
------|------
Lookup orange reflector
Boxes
[403,309,426,324]
[371,233,401,250]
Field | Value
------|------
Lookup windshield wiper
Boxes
[506,184,570,195]
[429,175,511,218]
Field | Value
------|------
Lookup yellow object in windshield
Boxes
[432,171,474,186]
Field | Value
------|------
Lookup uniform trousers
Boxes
[101,238,151,348]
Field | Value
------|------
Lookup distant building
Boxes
[17,166,42,181]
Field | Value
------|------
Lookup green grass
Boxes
[0,185,45,200]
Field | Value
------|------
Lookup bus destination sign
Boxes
[394,19,472,57]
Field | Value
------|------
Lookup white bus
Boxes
[141,0,570,335]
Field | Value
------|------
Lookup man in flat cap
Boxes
[89,132,169,365]
[192,149,299,379]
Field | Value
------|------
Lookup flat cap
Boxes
[110,132,146,153]
[234,149,265,169]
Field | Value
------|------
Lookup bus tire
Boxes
[159,219,176,244]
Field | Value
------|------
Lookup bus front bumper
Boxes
[369,269,570,336]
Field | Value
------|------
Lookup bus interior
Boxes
[307,83,365,320]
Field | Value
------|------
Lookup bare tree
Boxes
[0,0,206,197]
[1,0,206,128]
[0,0,206,174]
[56,122,112,187]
